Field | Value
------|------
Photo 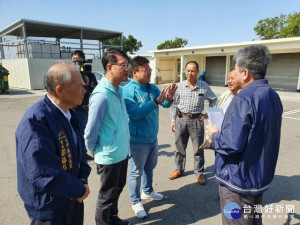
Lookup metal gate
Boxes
[266,53,300,92]
[205,56,226,86]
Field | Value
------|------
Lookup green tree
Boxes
[279,12,300,38]
[254,12,300,40]
[157,37,188,50]
[104,35,142,54]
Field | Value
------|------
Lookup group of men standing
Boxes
[16,45,282,225]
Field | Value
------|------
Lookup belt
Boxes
[181,112,201,118]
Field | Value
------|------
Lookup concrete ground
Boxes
[0,86,300,225]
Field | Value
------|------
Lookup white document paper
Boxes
[206,107,224,130]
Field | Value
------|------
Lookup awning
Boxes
[0,18,122,41]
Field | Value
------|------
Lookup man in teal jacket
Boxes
[84,49,131,225]
[123,56,177,219]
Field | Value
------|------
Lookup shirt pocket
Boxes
[196,91,205,105]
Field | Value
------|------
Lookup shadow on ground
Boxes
[0,88,46,96]
[127,165,220,225]
[263,175,300,205]
[158,144,173,158]
[264,175,300,225]
[158,144,171,151]
[125,171,300,224]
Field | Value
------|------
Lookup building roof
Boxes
[149,36,300,56]
[0,18,122,41]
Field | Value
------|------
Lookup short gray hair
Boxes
[233,45,271,79]
[44,63,75,93]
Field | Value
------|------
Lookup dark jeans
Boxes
[219,185,263,225]
[30,201,84,225]
[174,116,205,175]
[95,157,128,225]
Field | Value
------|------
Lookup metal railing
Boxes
[0,37,122,60]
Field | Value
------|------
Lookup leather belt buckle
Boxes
[186,113,193,118]
[181,112,194,118]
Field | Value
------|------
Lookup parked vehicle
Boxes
[93,72,105,83]
[93,71,130,87]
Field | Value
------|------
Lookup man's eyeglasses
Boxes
[111,62,131,69]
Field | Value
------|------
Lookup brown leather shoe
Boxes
[196,175,206,185]
[169,170,183,180]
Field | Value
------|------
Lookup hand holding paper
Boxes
[200,107,223,150]
[206,107,224,130]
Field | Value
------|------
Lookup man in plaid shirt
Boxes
[169,61,217,185]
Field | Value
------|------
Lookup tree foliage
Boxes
[280,12,300,38]
[254,12,300,40]
[157,37,188,50]
[104,35,142,54]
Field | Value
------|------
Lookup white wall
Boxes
[184,55,206,74]
[3,58,105,90]
[28,59,105,89]
[91,59,104,73]
[154,55,207,83]
[2,59,31,89]
[28,59,62,89]
[156,57,177,83]
[144,56,155,83]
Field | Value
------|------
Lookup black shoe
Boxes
[110,216,131,225]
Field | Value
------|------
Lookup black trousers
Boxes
[30,201,84,225]
[174,116,205,175]
[95,157,128,225]
[219,185,263,225]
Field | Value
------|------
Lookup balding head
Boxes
[44,63,86,111]
[44,63,78,93]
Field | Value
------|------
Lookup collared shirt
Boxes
[47,94,77,145]
[221,94,233,114]
[47,94,71,121]
[170,80,217,122]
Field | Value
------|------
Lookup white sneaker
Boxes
[132,202,147,218]
[141,191,164,200]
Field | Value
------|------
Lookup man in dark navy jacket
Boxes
[208,45,283,225]
[16,63,91,225]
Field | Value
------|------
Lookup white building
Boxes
[149,37,300,92]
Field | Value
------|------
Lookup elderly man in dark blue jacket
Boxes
[208,45,283,225]
[16,63,91,225]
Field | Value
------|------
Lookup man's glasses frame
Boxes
[111,62,131,69]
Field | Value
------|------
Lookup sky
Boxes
[0,0,299,54]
